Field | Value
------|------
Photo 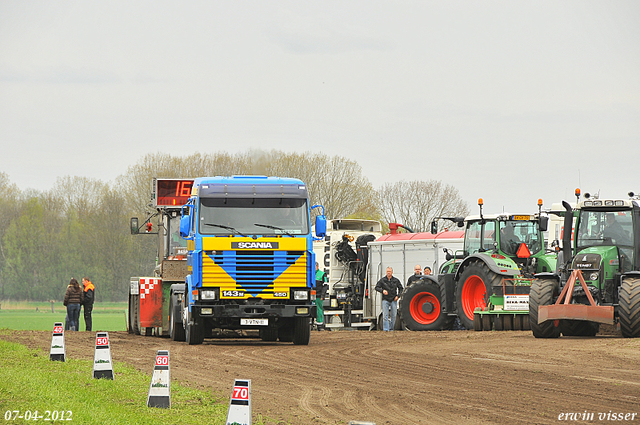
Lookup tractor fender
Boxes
[533,272,560,281]
[622,271,640,278]
[454,253,520,283]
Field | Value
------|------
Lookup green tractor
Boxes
[410,199,557,331]
[530,192,640,338]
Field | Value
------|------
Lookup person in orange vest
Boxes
[82,277,95,331]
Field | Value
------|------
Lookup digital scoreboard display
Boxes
[154,178,194,207]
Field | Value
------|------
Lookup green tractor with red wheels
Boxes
[399,199,557,331]
[530,192,640,338]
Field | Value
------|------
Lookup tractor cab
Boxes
[571,198,639,303]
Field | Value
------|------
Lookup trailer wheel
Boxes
[128,294,140,335]
[482,313,492,331]
[513,314,523,331]
[400,281,452,331]
[292,317,311,345]
[456,262,502,329]
[169,293,185,341]
[619,277,640,338]
[529,278,560,338]
[560,320,599,337]
[473,310,482,331]
[503,314,513,331]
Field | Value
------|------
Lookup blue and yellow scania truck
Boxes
[167,176,326,345]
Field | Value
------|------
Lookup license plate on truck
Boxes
[241,318,268,326]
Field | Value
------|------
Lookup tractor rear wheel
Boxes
[619,277,640,338]
[400,281,452,331]
[456,262,502,329]
[560,320,599,337]
[529,278,560,338]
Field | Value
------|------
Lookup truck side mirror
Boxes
[130,217,139,235]
[180,215,191,238]
[539,216,549,232]
[430,221,438,234]
[315,215,327,238]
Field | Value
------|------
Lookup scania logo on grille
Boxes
[232,242,279,249]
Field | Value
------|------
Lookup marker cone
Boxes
[147,350,171,408]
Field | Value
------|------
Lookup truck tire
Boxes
[400,281,452,331]
[292,317,311,345]
[260,327,278,341]
[560,320,599,337]
[169,293,185,341]
[183,297,204,345]
[456,262,502,330]
[529,278,560,338]
[619,277,640,338]
[278,320,294,342]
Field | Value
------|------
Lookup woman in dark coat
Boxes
[63,278,84,331]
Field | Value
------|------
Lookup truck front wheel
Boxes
[183,298,204,345]
[169,293,185,341]
[292,317,311,345]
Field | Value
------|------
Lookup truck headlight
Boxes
[201,308,213,315]
[201,290,216,300]
[293,290,308,300]
[296,307,309,315]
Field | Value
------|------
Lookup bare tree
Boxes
[378,180,469,232]
[262,150,380,220]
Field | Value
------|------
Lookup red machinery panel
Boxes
[139,277,163,328]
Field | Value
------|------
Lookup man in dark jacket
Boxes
[406,265,423,287]
[82,277,95,331]
[375,267,403,331]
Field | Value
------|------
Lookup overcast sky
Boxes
[1,1,638,214]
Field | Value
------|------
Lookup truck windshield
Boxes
[198,197,309,236]
[498,220,542,255]
[577,210,634,249]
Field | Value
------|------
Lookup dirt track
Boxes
[4,328,640,425]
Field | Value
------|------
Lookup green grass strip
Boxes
[0,339,234,424]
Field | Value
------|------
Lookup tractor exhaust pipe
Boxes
[561,200,573,273]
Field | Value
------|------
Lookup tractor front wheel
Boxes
[456,262,501,329]
[619,277,640,338]
[400,281,452,331]
[529,278,560,338]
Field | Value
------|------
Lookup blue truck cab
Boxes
[170,175,326,345]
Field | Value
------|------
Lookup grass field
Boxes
[0,334,233,424]
[0,301,128,331]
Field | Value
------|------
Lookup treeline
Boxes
[0,150,468,302]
